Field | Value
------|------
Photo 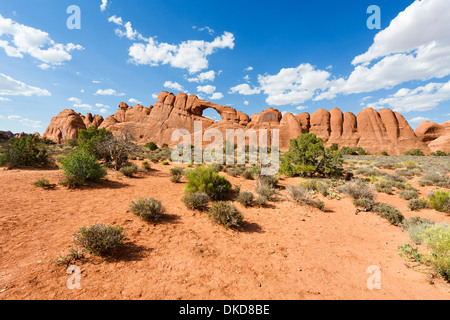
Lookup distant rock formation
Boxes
[42,91,438,155]
[415,121,450,153]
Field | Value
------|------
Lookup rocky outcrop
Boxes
[43,91,436,155]
[416,121,450,153]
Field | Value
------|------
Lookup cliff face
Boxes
[43,91,436,155]
[415,121,450,153]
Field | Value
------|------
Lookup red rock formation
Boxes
[43,91,435,155]
[416,121,450,153]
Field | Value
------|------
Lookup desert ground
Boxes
[1,153,449,300]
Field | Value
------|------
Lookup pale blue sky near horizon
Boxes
[0,0,449,134]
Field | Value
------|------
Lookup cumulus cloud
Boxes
[100,0,108,12]
[197,85,216,95]
[164,81,184,92]
[128,98,142,105]
[0,14,83,66]
[193,26,215,35]
[229,83,261,96]
[209,92,224,100]
[68,97,82,104]
[187,70,216,83]
[0,73,51,97]
[366,79,450,113]
[6,115,42,128]
[95,89,125,96]
[409,116,431,123]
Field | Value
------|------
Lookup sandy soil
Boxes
[0,163,449,300]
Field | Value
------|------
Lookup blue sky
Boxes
[0,0,449,134]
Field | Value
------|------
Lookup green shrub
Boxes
[373,203,404,226]
[428,190,450,213]
[381,151,389,156]
[208,201,243,228]
[338,179,376,201]
[162,160,169,165]
[419,224,450,280]
[398,244,423,262]
[280,133,343,177]
[210,163,224,173]
[407,198,430,211]
[375,180,394,195]
[237,191,254,207]
[255,195,268,207]
[399,190,419,200]
[353,198,375,211]
[170,166,184,176]
[0,136,49,168]
[145,142,158,151]
[430,151,448,156]
[419,173,450,188]
[129,197,165,222]
[73,224,127,256]
[400,216,435,243]
[184,166,232,201]
[141,160,151,171]
[60,149,106,187]
[33,177,55,189]
[119,164,138,177]
[404,149,425,156]
[182,192,210,211]
[241,168,256,180]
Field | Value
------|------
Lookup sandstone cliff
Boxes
[43,91,438,155]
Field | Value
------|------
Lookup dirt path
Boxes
[1,164,449,300]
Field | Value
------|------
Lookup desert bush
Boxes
[407,198,430,211]
[129,197,165,222]
[419,172,450,188]
[226,167,242,177]
[428,190,450,213]
[208,201,243,229]
[233,183,241,194]
[210,163,224,173]
[141,160,151,171]
[33,177,55,189]
[182,192,210,211]
[236,191,254,207]
[399,189,419,200]
[162,160,169,165]
[398,244,423,263]
[353,198,375,211]
[0,136,49,168]
[77,126,113,159]
[338,179,376,201]
[60,149,106,188]
[255,195,268,207]
[400,216,435,244]
[145,142,158,151]
[355,166,382,177]
[95,130,139,170]
[417,224,450,280]
[299,179,329,196]
[287,185,325,211]
[404,149,425,156]
[184,166,232,201]
[73,224,127,256]
[373,203,404,226]
[375,180,394,195]
[119,164,138,177]
[430,151,448,156]
[242,167,257,180]
[280,133,343,177]
[54,246,85,265]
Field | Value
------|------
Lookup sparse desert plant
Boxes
[145,142,158,151]
[373,203,404,226]
[170,166,184,176]
[33,177,55,189]
[255,195,268,207]
[428,190,450,213]
[210,163,224,173]
[60,148,106,188]
[119,164,138,177]
[338,179,376,201]
[375,180,394,195]
[404,149,425,156]
[73,224,127,256]
[129,197,165,222]
[162,160,169,165]
[141,160,151,171]
[407,198,430,211]
[400,216,435,243]
[184,166,232,201]
[398,244,423,263]
[182,192,210,211]
[233,183,241,194]
[237,191,254,207]
[208,201,243,229]
[287,185,325,211]
[353,198,375,211]
[399,189,419,200]
[54,246,85,265]
[419,224,450,280]
[419,172,450,188]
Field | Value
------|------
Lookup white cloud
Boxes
[37,63,53,70]
[128,98,142,105]
[100,0,108,12]
[164,81,184,92]
[229,83,261,96]
[296,106,308,111]
[187,70,216,83]
[210,92,224,100]
[95,89,125,96]
[243,75,250,82]
[0,73,51,97]
[92,80,101,84]
[128,31,235,73]
[366,79,450,113]
[0,14,83,66]
[0,97,11,102]
[6,115,42,128]
[108,15,123,25]
[152,93,158,99]
[244,101,249,106]
[95,103,109,108]
[73,103,93,110]
[68,97,82,104]
[193,26,215,35]
[244,66,253,71]
[99,108,108,114]
[197,85,216,95]
[409,116,430,123]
